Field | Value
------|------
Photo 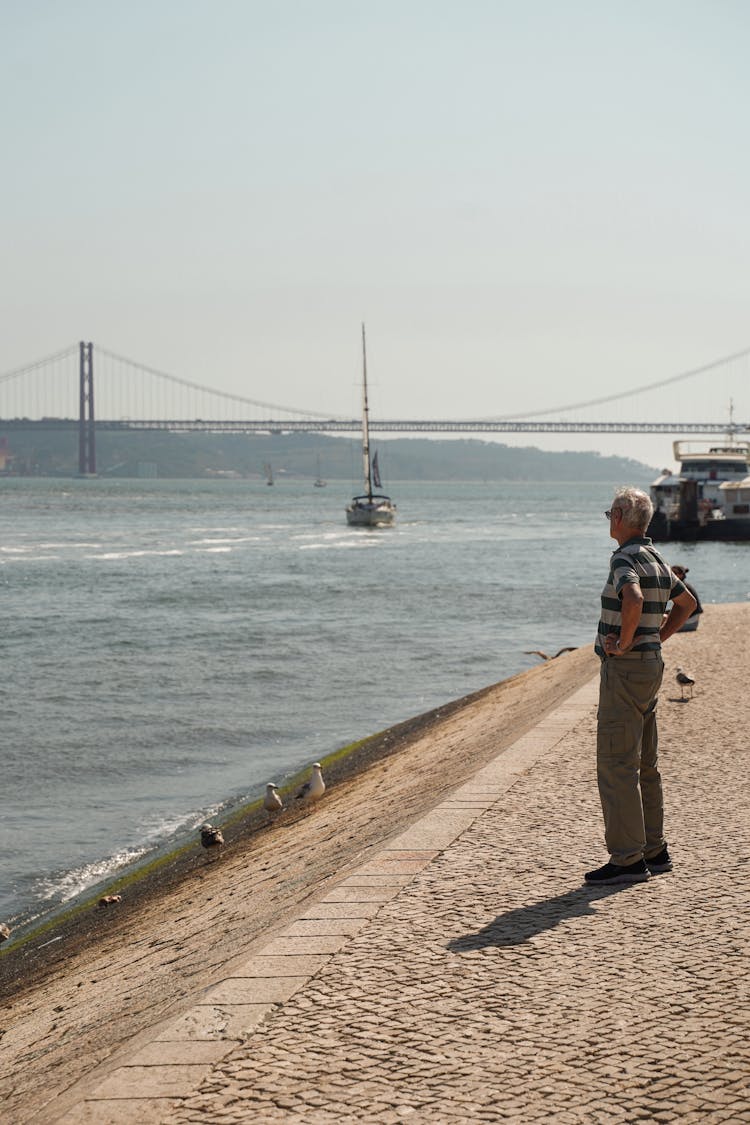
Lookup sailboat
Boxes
[313,455,327,488]
[345,325,396,527]
[263,462,274,486]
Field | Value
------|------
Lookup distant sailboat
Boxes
[314,455,327,488]
[346,325,396,527]
[264,462,274,486]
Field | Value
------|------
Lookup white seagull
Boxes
[263,782,284,817]
[675,667,696,700]
[295,762,326,804]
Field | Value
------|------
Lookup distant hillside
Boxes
[1,428,656,482]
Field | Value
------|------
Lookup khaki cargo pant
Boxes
[597,651,666,866]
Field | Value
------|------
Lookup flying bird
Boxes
[295,762,326,804]
[200,823,225,858]
[675,667,695,700]
[524,647,578,661]
[263,782,284,818]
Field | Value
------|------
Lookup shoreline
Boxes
[2,671,547,963]
[0,650,594,993]
[1,645,599,1122]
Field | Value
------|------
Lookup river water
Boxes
[2,476,747,936]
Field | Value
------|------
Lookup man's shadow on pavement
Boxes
[448,884,633,951]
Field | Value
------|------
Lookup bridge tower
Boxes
[78,341,96,476]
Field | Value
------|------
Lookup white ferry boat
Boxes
[648,440,750,541]
[718,476,750,525]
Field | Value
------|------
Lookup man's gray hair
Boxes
[612,487,653,532]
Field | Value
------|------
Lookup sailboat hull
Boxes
[346,496,396,527]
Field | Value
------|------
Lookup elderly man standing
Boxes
[585,487,696,885]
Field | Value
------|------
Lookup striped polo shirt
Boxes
[595,536,686,657]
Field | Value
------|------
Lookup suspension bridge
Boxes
[1,341,748,475]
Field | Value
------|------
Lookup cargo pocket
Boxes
[597,722,625,764]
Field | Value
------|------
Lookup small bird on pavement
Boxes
[676,667,696,699]
[0,923,11,943]
[200,823,225,858]
[97,894,122,909]
[295,762,326,804]
[263,782,284,818]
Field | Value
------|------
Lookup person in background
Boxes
[586,487,696,886]
[670,565,702,632]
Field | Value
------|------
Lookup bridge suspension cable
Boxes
[0,344,79,385]
[96,345,348,421]
[487,345,750,421]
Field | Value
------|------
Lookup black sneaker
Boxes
[584,859,650,885]
[645,846,673,873]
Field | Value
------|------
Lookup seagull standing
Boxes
[676,667,695,700]
[200,822,225,859]
[295,762,326,804]
[263,782,284,818]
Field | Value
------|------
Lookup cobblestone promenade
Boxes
[54,609,749,1123]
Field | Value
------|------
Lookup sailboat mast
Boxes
[361,322,373,500]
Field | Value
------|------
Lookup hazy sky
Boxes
[3,1,749,467]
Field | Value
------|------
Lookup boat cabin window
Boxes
[681,459,748,475]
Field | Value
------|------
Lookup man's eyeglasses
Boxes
[604,508,621,519]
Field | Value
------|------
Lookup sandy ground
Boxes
[1,645,598,1122]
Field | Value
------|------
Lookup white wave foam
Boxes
[36,846,150,904]
[0,554,62,563]
[38,541,104,549]
[189,537,256,546]
[88,550,185,560]
[299,539,380,550]
[2,541,103,553]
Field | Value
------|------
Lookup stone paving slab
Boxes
[440,799,498,808]
[57,1099,177,1124]
[228,953,329,976]
[260,934,351,955]
[90,1064,215,1099]
[338,873,415,886]
[283,918,370,937]
[356,861,435,875]
[126,1040,237,1066]
[384,807,482,850]
[153,1004,274,1042]
[323,885,403,902]
[201,974,308,1006]
[298,901,386,919]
